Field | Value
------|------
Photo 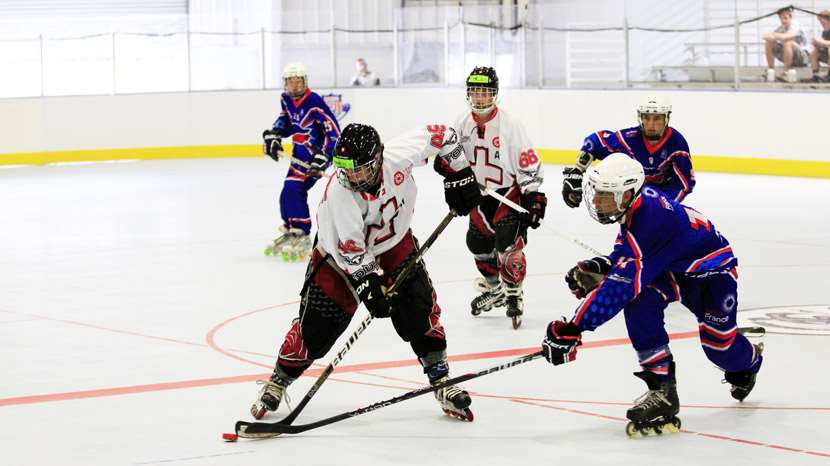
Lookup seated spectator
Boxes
[809,10,830,82]
[763,6,809,82]
[350,58,381,86]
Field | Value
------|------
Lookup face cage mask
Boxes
[584,182,627,225]
[334,156,381,192]
[466,87,498,115]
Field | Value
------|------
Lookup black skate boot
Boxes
[432,376,474,421]
[724,342,764,402]
[470,278,506,316]
[423,357,474,421]
[250,374,292,420]
[625,363,681,438]
[504,284,523,329]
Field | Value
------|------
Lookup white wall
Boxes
[0,88,826,161]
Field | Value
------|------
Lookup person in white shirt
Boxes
[351,58,381,86]
[450,66,547,329]
[763,6,809,82]
[809,10,830,82]
[249,122,481,423]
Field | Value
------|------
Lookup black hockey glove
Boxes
[307,148,329,178]
[520,191,547,229]
[355,272,393,318]
[562,167,584,208]
[262,129,283,162]
[443,166,481,216]
[565,256,612,299]
[542,320,583,365]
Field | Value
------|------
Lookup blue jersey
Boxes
[572,186,737,332]
[581,126,695,202]
[271,89,341,162]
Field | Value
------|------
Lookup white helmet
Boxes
[282,62,307,80]
[282,62,308,97]
[637,94,672,117]
[637,94,671,140]
[583,153,645,224]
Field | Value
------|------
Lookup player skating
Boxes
[562,95,695,211]
[262,63,341,261]
[251,122,481,422]
[542,154,763,437]
[451,66,546,329]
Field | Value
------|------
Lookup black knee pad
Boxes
[390,264,438,342]
[410,335,448,359]
[299,282,352,359]
[466,222,495,255]
[494,214,526,252]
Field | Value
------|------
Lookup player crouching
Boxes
[541,154,763,437]
[251,122,481,422]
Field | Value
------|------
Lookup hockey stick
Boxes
[236,350,544,437]
[479,184,603,256]
[241,210,457,433]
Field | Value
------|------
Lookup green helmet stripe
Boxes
[332,156,355,169]
[467,75,490,84]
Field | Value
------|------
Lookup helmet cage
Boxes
[466,85,498,115]
[333,148,383,192]
[465,68,499,115]
[583,154,645,224]
[584,182,630,224]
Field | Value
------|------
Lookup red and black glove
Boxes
[542,320,583,365]
[521,191,547,229]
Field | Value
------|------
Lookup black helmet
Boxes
[466,66,499,115]
[333,123,384,192]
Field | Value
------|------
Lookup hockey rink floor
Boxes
[1,157,829,466]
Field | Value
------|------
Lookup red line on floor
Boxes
[513,399,830,458]
[0,331,696,408]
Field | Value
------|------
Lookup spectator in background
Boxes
[809,10,830,82]
[351,58,381,86]
[763,6,809,83]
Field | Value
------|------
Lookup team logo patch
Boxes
[625,130,637,137]
[394,171,405,186]
[322,93,352,121]
[492,136,500,148]
[338,239,364,254]
[737,305,830,336]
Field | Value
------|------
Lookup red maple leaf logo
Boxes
[338,239,364,254]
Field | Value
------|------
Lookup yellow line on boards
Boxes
[1,145,828,179]
[535,149,830,179]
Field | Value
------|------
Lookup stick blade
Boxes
[235,420,303,438]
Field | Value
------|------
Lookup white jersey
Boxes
[453,107,543,193]
[315,124,469,280]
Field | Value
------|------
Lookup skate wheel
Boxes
[443,408,475,422]
[668,417,682,431]
[471,307,481,316]
[250,405,266,420]
[625,422,638,437]
[264,248,272,256]
[512,315,522,329]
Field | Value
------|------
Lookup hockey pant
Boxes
[466,185,528,287]
[279,152,321,235]
[623,269,762,381]
[275,230,447,379]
